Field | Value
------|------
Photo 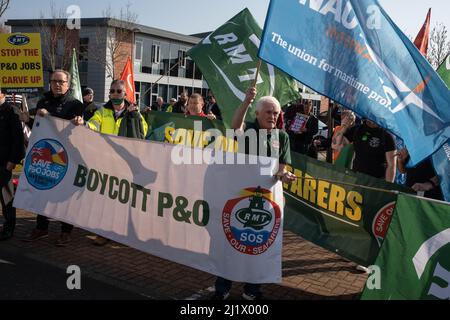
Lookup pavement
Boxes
[0,209,368,300]
[0,246,146,300]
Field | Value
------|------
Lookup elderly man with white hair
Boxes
[211,86,296,301]
[232,86,297,183]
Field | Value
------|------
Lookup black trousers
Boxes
[1,201,16,234]
[0,168,15,234]
[36,214,73,233]
[215,277,261,296]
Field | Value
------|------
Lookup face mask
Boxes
[111,98,124,105]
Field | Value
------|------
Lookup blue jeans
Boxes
[215,277,261,296]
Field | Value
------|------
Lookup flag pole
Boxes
[252,59,262,88]
[326,100,334,163]
[141,61,181,98]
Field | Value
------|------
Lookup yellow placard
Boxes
[0,33,44,92]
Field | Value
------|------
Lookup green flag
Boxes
[69,48,82,103]
[437,54,450,88]
[187,8,300,127]
[361,193,450,300]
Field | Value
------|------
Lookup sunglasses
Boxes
[50,80,68,85]
[109,89,123,94]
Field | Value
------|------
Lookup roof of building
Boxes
[189,31,211,39]
[6,18,202,45]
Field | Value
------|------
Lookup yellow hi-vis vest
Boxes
[87,105,148,137]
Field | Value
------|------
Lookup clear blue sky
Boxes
[3,0,450,37]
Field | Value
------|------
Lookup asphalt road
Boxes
[0,246,149,300]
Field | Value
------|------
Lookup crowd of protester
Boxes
[0,68,444,301]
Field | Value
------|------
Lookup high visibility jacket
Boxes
[87,101,148,137]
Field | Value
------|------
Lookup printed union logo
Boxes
[372,201,396,247]
[222,186,281,255]
[24,139,68,190]
[7,34,30,46]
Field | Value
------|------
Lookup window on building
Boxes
[152,44,161,64]
[169,44,180,77]
[135,40,143,61]
[151,93,158,106]
[185,58,194,79]
[313,106,318,117]
[158,84,168,102]
[169,85,177,100]
[141,40,153,74]
[178,86,186,96]
[194,62,203,80]
[141,66,152,73]
[79,38,89,73]
[135,92,141,108]
[178,50,186,68]
[162,57,170,75]
[160,43,170,76]
[140,82,151,108]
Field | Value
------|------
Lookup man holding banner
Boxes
[24,69,83,246]
[72,79,148,245]
[211,86,296,300]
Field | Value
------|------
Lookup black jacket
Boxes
[0,102,25,167]
[172,101,187,114]
[83,101,97,121]
[37,91,83,120]
[203,103,223,121]
[286,108,319,155]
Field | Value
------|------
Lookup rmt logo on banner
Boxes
[222,187,281,255]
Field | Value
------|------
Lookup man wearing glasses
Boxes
[71,79,148,246]
[24,69,83,246]
[75,79,148,137]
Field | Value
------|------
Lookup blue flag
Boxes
[432,134,450,202]
[259,0,450,166]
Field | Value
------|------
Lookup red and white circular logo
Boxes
[372,202,396,246]
[222,187,282,255]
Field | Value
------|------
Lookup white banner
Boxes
[14,116,285,283]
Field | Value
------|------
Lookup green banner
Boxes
[437,54,450,88]
[283,153,411,266]
[143,111,234,151]
[187,8,300,127]
[144,111,412,266]
[361,193,450,300]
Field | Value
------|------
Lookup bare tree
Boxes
[0,0,9,19]
[0,20,10,33]
[35,2,78,71]
[427,23,450,69]
[92,2,138,79]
